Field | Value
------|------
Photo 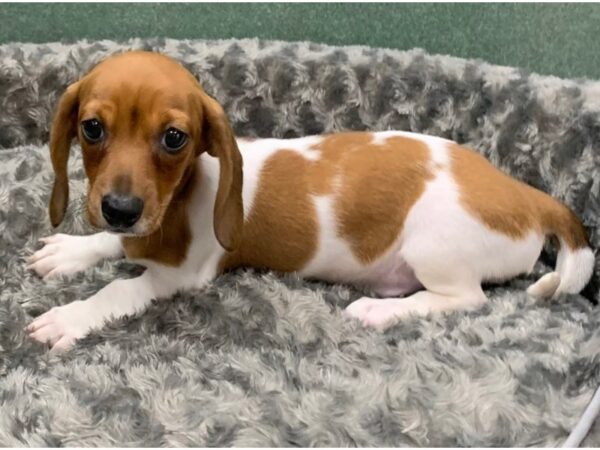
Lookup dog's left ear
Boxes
[48,81,81,227]
[199,93,244,252]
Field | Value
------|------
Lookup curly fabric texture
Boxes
[0,38,599,446]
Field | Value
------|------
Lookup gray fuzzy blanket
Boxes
[1,38,599,447]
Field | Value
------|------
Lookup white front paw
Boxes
[27,234,100,280]
[26,301,96,352]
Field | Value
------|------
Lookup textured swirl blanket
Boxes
[0,38,599,446]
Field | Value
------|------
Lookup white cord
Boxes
[564,385,600,447]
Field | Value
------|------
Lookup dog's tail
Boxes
[527,193,594,299]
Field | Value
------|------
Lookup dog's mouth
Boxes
[103,213,165,237]
[103,221,154,237]
[88,215,154,237]
[106,226,136,235]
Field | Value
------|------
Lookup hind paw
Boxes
[527,272,561,300]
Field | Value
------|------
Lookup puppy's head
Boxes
[48,51,243,251]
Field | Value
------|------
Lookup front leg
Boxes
[26,271,167,352]
[28,232,123,279]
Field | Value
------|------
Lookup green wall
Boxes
[1,3,599,79]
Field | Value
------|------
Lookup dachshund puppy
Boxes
[27,51,594,352]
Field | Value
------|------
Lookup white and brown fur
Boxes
[27,51,595,352]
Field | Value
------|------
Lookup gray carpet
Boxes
[1,38,599,447]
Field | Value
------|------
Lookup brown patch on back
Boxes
[221,132,434,272]
[220,150,319,272]
[450,143,588,249]
[307,133,373,195]
[331,135,433,263]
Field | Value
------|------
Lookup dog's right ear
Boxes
[49,81,80,227]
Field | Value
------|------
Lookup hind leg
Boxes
[345,236,487,329]
[343,169,550,329]
[345,282,486,330]
[527,271,561,299]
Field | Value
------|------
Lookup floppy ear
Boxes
[48,81,80,227]
[200,93,244,252]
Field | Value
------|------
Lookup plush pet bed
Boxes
[0,38,599,447]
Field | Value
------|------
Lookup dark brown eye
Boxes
[81,119,104,143]
[162,128,188,153]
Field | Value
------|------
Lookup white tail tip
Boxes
[556,246,595,296]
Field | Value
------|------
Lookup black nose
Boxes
[101,194,144,229]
